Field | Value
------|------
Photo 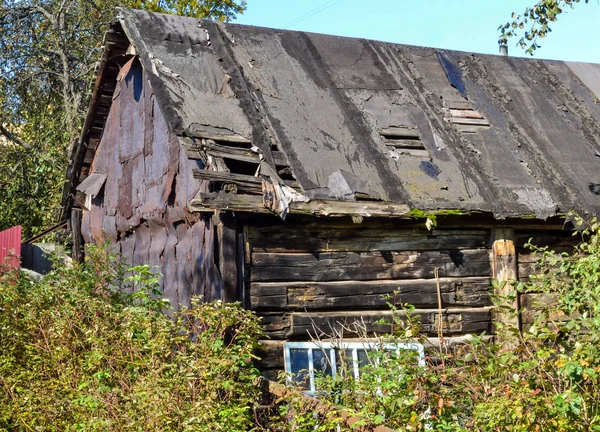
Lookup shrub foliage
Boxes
[0,247,263,431]
[275,220,600,431]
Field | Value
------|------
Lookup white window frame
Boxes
[283,341,425,396]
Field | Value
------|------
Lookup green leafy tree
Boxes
[499,0,590,55]
[0,0,246,236]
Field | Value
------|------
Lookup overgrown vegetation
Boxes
[0,246,263,431]
[275,219,600,431]
[4,221,600,431]
[0,0,246,236]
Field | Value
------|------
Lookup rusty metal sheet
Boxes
[0,226,21,268]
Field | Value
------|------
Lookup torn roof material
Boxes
[70,9,600,221]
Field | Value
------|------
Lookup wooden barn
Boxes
[63,9,600,379]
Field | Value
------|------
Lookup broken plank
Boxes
[193,169,261,185]
[250,277,492,311]
[189,192,412,218]
[383,138,426,149]
[379,127,420,138]
[190,131,251,143]
[250,249,492,282]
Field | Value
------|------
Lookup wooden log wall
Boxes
[247,220,495,379]
[79,59,221,308]
[515,230,578,328]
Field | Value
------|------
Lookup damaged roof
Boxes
[69,9,600,220]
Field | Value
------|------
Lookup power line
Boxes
[283,0,345,29]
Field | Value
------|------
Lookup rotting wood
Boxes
[71,209,85,263]
[247,227,488,253]
[193,169,261,187]
[286,308,493,339]
[456,125,490,133]
[449,109,485,119]
[383,138,426,149]
[180,137,289,166]
[250,249,491,282]
[491,228,520,331]
[217,212,238,303]
[445,100,473,110]
[250,277,492,311]
[451,117,490,126]
[379,126,420,138]
[189,192,412,218]
[191,131,251,143]
[259,377,397,432]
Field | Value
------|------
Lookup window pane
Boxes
[312,348,333,378]
[357,349,370,368]
[289,348,310,389]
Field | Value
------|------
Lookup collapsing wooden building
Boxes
[63,9,600,378]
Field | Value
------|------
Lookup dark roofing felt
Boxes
[116,9,600,219]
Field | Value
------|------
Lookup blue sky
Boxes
[235,1,600,63]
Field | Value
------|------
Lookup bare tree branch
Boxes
[0,122,34,151]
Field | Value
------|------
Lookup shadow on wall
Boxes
[21,243,68,275]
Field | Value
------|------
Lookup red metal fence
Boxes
[0,226,21,269]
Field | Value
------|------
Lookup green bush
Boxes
[0,247,263,431]
[274,220,600,431]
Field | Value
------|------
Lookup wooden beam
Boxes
[451,117,490,126]
[71,209,85,263]
[217,212,239,303]
[189,192,411,218]
[491,228,520,331]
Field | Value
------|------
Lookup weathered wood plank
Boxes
[248,226,489,253]
[251,249,491,282]
[217,213,238,303]
[449,109,485,119]
[189,193,412,218]
[491,228,519,331]
[287,308,493,338]
[379,126,420,138]
[382,138,425,149]
[250,277,492,311]
[193,169,261,185]
[451,117,490,126]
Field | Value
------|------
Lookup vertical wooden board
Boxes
[148,219,168,276]
[119,234,136,290]
[129,154,146,214]
[81,211,92,243]
[118,160,134,220]
[175,222,194,307]
[118,62,144,163]
[190,221,207,298]
[218,214,239,303]
[133,223,151,269]
[143,77,154,159]
[203,218,221,302]
[162,221,180,308]
[71,209,85,263]
[491,228,519,331]
[101,215,117,241]
[89,207,105,242]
